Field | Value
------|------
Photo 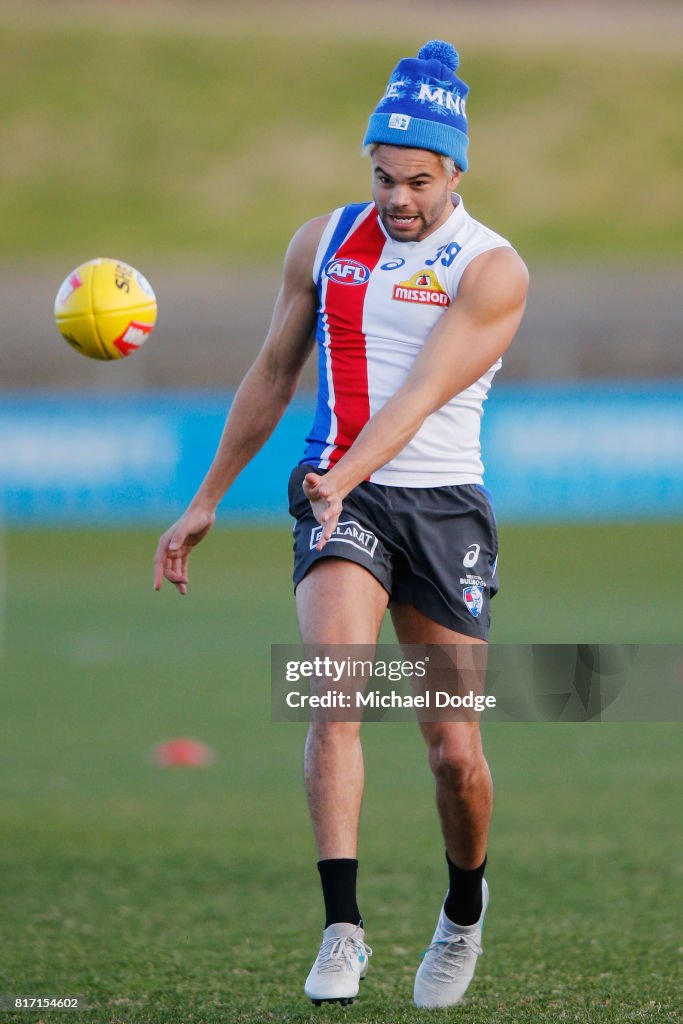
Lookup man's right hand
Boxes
[153,506,216,595]
[151,216,325,596]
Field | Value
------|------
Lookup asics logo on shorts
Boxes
[463,543,480,568]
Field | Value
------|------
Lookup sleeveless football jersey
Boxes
[302,196,511,486]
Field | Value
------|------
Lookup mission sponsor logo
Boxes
[324,258,371,286]
[392,269,450,307]
[310,519,379,557]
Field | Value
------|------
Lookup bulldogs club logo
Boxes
[463,585,484,618]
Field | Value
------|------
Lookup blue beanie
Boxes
[363,40,470,172]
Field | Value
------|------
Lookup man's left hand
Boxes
[303,472,343,550]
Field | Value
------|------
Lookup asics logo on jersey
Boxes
[324,258,371,286]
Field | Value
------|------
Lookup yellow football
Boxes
[54,257,157,360]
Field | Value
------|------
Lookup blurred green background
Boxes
[1,0,681,268]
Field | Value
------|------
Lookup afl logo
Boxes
[324,258,371,286]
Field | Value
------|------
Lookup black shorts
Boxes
[288,465,499,641]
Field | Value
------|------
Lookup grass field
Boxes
[1,6,682,267]
[1,524,682,1023]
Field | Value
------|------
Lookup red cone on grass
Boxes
[153,738,214,767]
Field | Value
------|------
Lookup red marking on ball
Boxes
[113,320,154,356]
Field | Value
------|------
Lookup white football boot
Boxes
[304,922,372,1005]
[413,879,489,1008]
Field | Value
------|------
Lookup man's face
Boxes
[371,145,462,243]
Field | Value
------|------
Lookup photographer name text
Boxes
[285,690,496,711]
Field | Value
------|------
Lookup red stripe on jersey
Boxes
[324,210,386,465]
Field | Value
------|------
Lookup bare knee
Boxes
[426,729,484,791]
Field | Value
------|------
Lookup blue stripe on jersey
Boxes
[302,203,373,467]
[314,203,372,296]
[301,328,334,466]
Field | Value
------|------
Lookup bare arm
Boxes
[154,215,328,592]
[305,246,529,547]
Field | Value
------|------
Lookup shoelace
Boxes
[421,933,483,982]
[317,932,373,974]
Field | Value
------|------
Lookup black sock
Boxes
[317,858,362,928]
[443,852,487,926]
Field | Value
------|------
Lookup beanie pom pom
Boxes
[418,40,460,71]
